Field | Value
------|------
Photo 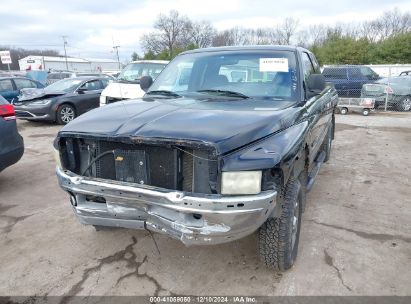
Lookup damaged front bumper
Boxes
[57,167,277,245]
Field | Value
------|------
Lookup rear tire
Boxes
[362,108,370,116]
[259,177,304,271]
[340,107,348,115]
[56,104,76,125]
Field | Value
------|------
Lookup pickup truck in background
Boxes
[55,46,338,271]
[322,65,380,97]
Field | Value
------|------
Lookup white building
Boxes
[18,56,120,73]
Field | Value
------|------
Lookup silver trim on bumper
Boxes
[56,167,277,245]
[15,110,51,120]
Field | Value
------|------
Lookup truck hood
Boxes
[59,96,301,154]
[101,82,145,99]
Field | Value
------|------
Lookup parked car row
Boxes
[46,71,115,85]
[322,65,411,112]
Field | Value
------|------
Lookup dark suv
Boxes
[322,65,380,97]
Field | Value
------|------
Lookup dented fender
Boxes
[221,121,309,175]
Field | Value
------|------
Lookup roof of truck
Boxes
[180,45,309,55]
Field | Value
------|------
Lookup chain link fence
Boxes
[322,65,411,115]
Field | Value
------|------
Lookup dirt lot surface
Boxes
[0,112,410,297]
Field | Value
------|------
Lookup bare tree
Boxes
[276,17,299,44]
[190,21,216,48]
[378,8,411,39]
[141,10,191,57]
[361,8,411,41]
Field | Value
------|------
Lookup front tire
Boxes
[259,177,304,271]
[398,96,411,112]
[57,104,76,124]
[340,107,348,115]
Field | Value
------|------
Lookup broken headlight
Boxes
[221,171,262,195]
[30,99,51,105]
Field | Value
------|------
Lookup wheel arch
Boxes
[55,102,77,123]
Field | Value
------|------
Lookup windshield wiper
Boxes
[197,89,249,99]
[146,90,181,97]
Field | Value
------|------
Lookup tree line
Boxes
[136,8,411,65]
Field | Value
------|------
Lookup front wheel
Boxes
[340,107,348,115]
[259,177,304,271]
[398,96,411,112]
[57,104,76,124]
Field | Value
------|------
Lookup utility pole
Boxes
[113,45,121,70]
[62,36,68,70]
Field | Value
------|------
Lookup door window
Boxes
[0,79,14,93]
[14,78,38,90]
[349,68,363,79]
[100,79,110,88]
[322,68,347,79]
[81,80,101,91]
[301,52,315,81]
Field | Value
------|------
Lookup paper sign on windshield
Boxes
[259,58,289,72]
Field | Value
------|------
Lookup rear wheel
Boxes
[362,108,370,116]
[259,177,304,271]
[340,107,348,115]
[398,96,411,111]
[57,104,76,124]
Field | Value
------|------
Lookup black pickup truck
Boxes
[55,46,338,270]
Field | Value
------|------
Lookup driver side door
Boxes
[75,80,103,114]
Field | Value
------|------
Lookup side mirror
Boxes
[77,88,87,94]
[306,74,325,98]
[140,76,153,92]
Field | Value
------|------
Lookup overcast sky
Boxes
[1,0,410,61]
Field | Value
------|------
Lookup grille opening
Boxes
[85,195,106,204]
[62,138,217,194]
[192,213,202,220]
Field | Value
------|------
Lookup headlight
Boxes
[30,99,51,105]
[221,171,262,195]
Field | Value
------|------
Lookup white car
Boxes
[99,60,168,106]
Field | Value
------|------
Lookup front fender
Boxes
[221,121,309,173]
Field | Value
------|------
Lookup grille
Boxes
[61,139,218,194]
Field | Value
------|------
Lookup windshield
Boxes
[148,51,299,100]
[117,62,167,82]
[44,78,83,92]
